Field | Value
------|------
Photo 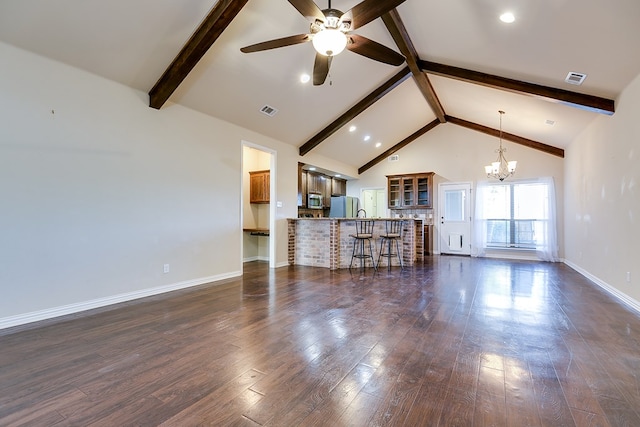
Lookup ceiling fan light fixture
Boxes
[312,29,347,56]
[499,12,515,23]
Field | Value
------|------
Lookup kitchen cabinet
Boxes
[298,164,306,207]
[323,176,332,208]
[387,172,434,209]
[307,172,323,195]
[298,167,346,209]
[249,170,270,204]
[331,178,347,196]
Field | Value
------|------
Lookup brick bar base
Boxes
[288,218,421,270]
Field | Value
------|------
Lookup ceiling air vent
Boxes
[388,154,399,162]
[259,105,278,117]
[565,72,587,85]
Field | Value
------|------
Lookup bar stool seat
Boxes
[349,219,376,271]
[377,220,404,270]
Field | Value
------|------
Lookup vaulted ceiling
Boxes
[1,0,638,174]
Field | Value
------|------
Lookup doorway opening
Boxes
[360,188,386,218]
[242,143,276,268]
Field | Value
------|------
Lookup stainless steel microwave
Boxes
[308,194,323,209]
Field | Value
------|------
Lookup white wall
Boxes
[0,42,298,327]
[565,72,640,305]
[349,123,565,256]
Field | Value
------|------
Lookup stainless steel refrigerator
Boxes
[329,196,359,218]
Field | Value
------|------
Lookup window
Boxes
[473,178,559,261]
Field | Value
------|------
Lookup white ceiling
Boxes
[1,0,639,172]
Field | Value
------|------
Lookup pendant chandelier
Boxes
[484,110,517,181]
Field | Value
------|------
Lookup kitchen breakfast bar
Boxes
[287,218,429,270]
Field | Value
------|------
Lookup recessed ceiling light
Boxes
[545,119,556,126]
[349,125,357,132]
[363,135,371,142]
[375,142,382,148]
[500,12,515,23]
[300,73,310,83]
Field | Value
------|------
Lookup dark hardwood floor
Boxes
[2,257,640,426]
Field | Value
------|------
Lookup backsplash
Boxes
[390,208,435,225]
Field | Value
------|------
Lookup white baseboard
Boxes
[243,257,271,263]
[243,258,288,268]
[565,260,640,314]
[481,249,539,261]
[0,271,242,330]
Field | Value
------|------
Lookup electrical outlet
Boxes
[163,264,170,274]
[627,272,631,282]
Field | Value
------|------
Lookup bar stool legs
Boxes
[349,219,376,271]
[376,220,404,270]
[350,235,376,271]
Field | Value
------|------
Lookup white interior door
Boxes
[438,183,472,255]
[361,188,386,218]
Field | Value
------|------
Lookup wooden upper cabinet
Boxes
[307,172,322,194]
[387,172,434,209]
[249,170,270,204]
[322,176,332,208]
[301,170,307,207]
[331,178,347,196]
[298,167,346,208]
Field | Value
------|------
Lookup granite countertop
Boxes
[291,217,422,220]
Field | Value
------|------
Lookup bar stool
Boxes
[349,219,377,271]
[377,220,404,270]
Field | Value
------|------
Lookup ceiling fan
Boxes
[240,0,407,85]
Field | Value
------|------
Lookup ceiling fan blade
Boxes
[240,34,311,53]
[341,0,407,30]
[313,54,332,85]
[288,0,325,23]
[346,34,405,66]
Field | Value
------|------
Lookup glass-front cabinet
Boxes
[403,178,415,206]
[388,177,401,208]
[387,172,434,209]
[416,176,430,206]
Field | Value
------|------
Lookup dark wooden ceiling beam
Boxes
[148,0,249,109]
[420,60,615,116]
[358,119,441,174]
[446,115,564,158]
[298,66,412,156]
[381,10,446,122]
